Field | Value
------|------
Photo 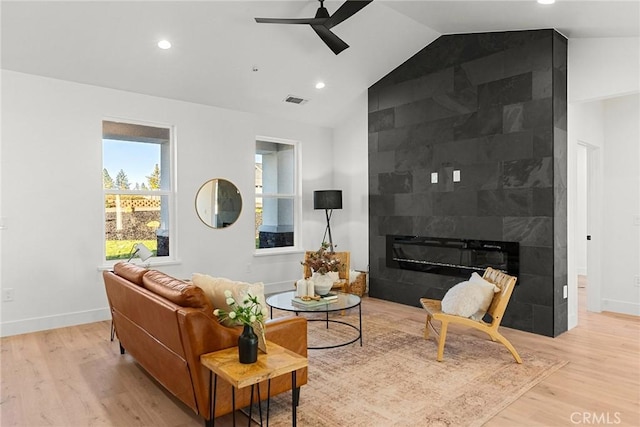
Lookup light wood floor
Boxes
[1,284,639,426]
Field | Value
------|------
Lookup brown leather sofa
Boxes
[103,262,308,423]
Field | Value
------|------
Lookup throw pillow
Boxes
[441,273,500,320]
[191,273,268,326]
[348,270,360,283]
[468,272,502,320]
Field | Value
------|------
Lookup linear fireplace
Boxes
[386,235,519,278]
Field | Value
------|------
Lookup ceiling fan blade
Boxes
[255,17,327,25]
[325,0,373,29]
[311,25,349,55]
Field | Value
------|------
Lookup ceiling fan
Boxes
[255,0,373,55]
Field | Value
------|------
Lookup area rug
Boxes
[267,313,567,427]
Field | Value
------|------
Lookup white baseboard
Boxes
[0,308,111,338]
[601,299,640,316]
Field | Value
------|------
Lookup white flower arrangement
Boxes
[213,290,268,327]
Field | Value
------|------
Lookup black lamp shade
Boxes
[314,190,342,210]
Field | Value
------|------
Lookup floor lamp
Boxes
[314,190,342,252]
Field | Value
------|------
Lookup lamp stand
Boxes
[126,246,140,262]
[322,208,335,252]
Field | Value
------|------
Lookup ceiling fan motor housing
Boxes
[315,2,330,20]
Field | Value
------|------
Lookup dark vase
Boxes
[238,324,258,364]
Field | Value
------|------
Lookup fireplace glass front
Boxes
[386,235,519,278]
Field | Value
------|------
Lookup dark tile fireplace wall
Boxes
[368,29,567,337]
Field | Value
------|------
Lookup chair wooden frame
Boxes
[420,267,522,364]
[302,251,350,292]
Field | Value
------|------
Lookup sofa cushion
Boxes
[192,273,267,326]
[142,270,211,310]
[114,262,149,285]
[441,272,500,321]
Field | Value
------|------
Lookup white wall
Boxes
[569,95,640,318]
[332,93,369,272]
[576,144,588,275]
[567,37,640,327]
[569,100,606,324]
[601,94,640,315]
[568,38,640,328]
[0,70,334,336]
[569,37,640,102]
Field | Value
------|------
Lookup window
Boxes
[255,138,299,251]
[102,120,174,262]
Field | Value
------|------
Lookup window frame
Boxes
[254,135,302,256]
[101,118,178,267]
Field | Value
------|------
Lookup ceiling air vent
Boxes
[284,95,308,105]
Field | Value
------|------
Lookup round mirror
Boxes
[195,179,242,229]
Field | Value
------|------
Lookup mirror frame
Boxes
[195,178,242,229]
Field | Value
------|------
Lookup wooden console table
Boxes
[201,341,308,427]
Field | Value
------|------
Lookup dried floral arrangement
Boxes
[302,242,344,275]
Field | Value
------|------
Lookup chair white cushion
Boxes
[192,273,268,326]
[441,272,500,321]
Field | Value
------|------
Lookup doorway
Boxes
[577,144,588,308]
[577,141,603,317]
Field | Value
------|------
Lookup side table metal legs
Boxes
[291,371,297,427]
[206,371,216,427]
[206,371,299,427]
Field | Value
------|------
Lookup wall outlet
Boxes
[431,172,438,184]
[2,288,14,302]
[634,276,640,287]
[453,170,461,182]
[563,285,568,299]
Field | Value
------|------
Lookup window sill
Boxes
[253,248,305,257]
[98,258,182,271]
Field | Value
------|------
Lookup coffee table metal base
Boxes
[307,316,362,350]
[266,291,363,350]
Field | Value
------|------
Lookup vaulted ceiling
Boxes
[2,1,638,128]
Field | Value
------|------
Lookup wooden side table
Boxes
[201,341,308,427]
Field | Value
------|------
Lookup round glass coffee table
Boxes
[266,291,362,350]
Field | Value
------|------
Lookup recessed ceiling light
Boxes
[315,81,326,89]
[537,0,555,4]
[157,40,172,49]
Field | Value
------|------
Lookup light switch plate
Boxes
[431,172,438,184]
[453,170,461,182]
[2,289,14,302]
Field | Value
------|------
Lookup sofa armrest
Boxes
[264,316,308,358]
